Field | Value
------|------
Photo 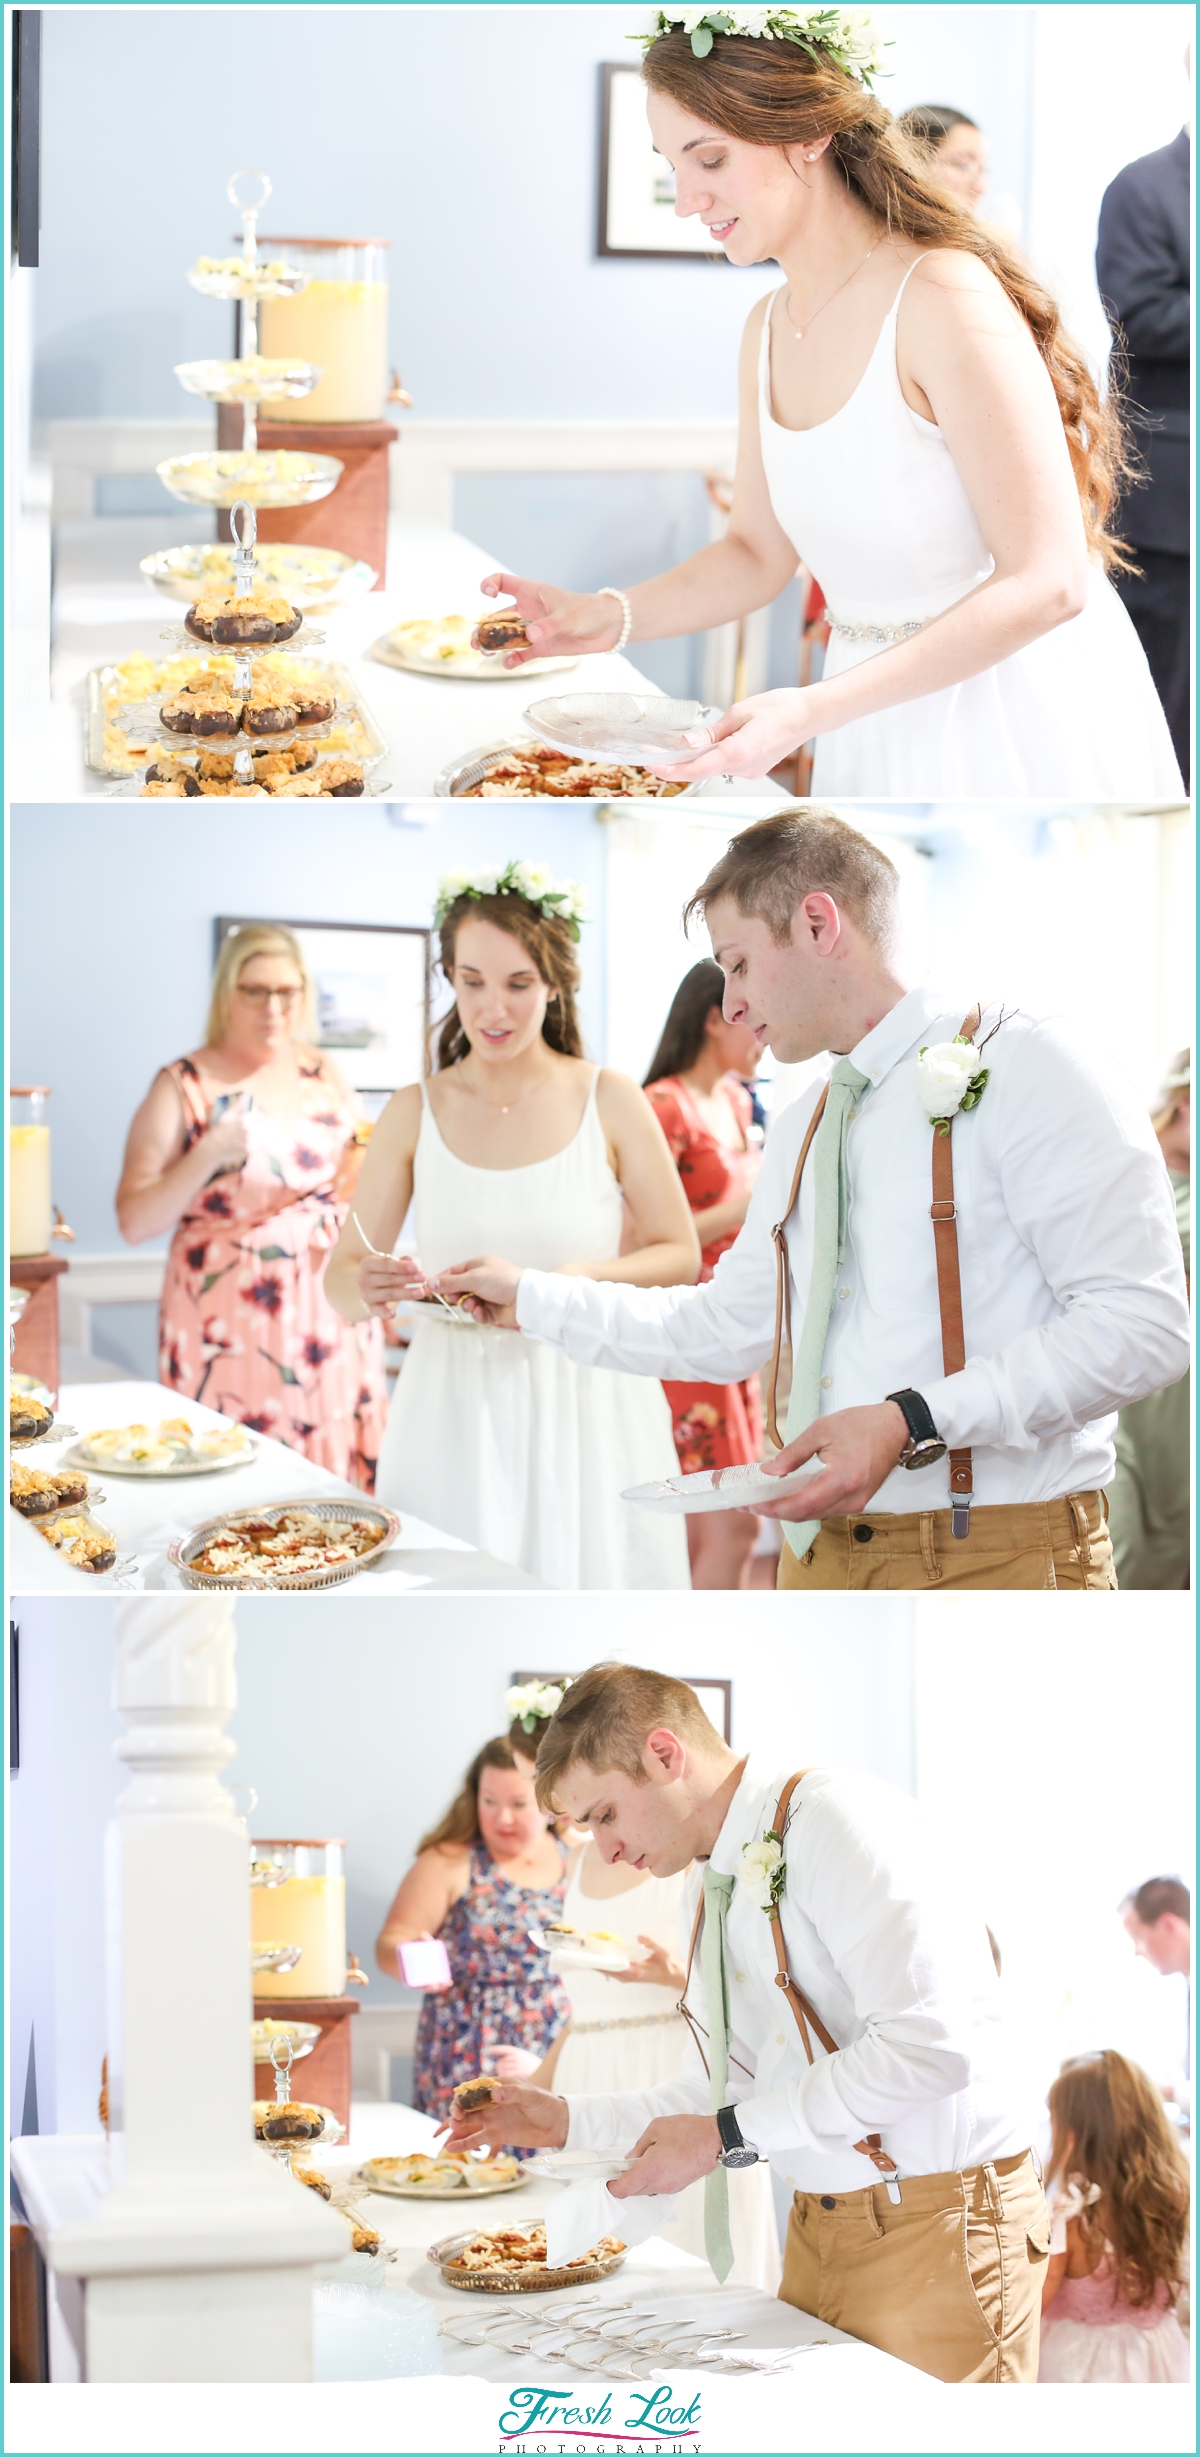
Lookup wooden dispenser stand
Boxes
[253,1993,361,2133]
[10,1255,69,1403]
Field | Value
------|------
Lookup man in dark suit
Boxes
[1096,126,1190,784]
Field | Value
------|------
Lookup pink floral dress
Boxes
[157,1054,387,1489]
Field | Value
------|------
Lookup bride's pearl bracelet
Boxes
[598,585,633,653]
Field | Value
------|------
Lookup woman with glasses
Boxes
[116,923,387,1487]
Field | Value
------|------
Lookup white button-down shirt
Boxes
[516,990,1189,1509]
[564,1759,1032,2193]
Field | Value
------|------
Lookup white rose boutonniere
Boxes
[917,1009,1011,1137]
[740,1829,786,1914]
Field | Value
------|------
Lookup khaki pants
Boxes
[777,1491,1116,1590]
[781,2150,1049,2383]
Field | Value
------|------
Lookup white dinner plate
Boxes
[61,1433,259,1479]
[523,692,724,763]
[621,1456,825,1515]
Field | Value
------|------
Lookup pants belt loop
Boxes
[866,2185,886,2240]
[919,1512,941,1583]
[1067,1491,1091,1576]
[982,2160,1004,2223]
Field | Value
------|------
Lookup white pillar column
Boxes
[47,1596,346,2382]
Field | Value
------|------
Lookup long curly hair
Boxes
[642,30,1135,570]
[433,891,584,1070]
[1047,2050,1190,2308]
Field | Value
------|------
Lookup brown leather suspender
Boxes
[766,1008,982,1545]
[681,1774,898,2178]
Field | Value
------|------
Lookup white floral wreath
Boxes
[638,6,890,86]
[505,1678,572,1735]
[434,861,588,943]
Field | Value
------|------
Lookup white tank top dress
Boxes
[551,1858,781,2294]
[757,262,1184,797]
[375,1072,689,1591]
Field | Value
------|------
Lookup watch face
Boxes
[903,1437,947,1469]
[719,2146,760,2169]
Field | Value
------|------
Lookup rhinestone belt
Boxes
[826,612,931,645]
[570,2011,686,2035]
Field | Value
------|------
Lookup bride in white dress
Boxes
[474,7,1182,800]
[325,864,695,1589]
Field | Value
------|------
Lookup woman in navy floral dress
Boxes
[117,924,386,1489]
[376,1737,570,2149]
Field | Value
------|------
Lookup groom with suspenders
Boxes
[435,808,1189,1590]
[444,1663,1048,2384]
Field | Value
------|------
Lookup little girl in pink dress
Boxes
[1038,2050,1190,2382]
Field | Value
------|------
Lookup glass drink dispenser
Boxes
[251,1838,347,1999]
[258,239,390,424]
[10,1088,53,1258]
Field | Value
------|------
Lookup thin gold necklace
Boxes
[457,1056,558,1117]
[785,236,881,342]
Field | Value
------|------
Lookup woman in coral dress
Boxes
[117,923,387,1488]
[643,960,765,1588]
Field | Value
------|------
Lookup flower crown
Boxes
[506,1678,572,1735]
[637,6,889,85]
[434,861,588,942]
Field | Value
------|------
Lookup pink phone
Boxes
[399,1938,452,1989]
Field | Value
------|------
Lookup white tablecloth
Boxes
[21,513,787,803]
[8,1378,539,1591]
[320,2102,922,2387]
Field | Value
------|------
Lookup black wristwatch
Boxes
[885,1387,948,1469]
[715,2105,761,2169]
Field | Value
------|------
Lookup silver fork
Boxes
[351,1212,470,1325]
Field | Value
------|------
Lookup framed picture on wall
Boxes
[597,63,726,258]
[214,916,431,1095]
[514,1672,732,1746]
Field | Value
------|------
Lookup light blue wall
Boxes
[32,5,1035,692]
[32,5,1034,423]
[6,1595,916,2112]
[10,801,609,1259]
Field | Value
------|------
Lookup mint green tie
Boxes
[782,1058,871,1559]
[701,1863,737,2282]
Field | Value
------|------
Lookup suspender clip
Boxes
[951,1500,972,1540]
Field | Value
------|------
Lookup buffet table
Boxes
[19,512,789,803]
[8,1378,539,1591]
[314,2101,925,2387]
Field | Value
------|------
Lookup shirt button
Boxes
[820,2196,837,2210]
[838,1288,852,1301]
[734,1972,745,1984]
[776,2033,786,2046]
[853,1524,874,1545]
[820,1375,832,1391]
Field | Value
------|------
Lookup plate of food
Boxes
[10,1458,94,1518]
[356,2151,526,2200]
[132,748,370,801]
[251,2019,320,2062]
[25,1504,122,1578]
[88,652,387,779]
[63,1418,258,1477]
[170,1499,400,1589]
[528,1923,631,1974]
[157,449,343,512]
[621,1456,825,1515]
[9,1391,77,1447]
[140,542,377,609]
[370,615,579,683]
[253,2100,345,2149]
[434,738,692,799]
[429,2222,627,2293]
[524,693,724,765]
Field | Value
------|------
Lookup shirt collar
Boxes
[850,985,955,1091]
[707,1757,793,1875]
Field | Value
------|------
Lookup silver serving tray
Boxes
[428,2227,627,2294]
[141,543,377,606]
[86,658,389,778]
[433,739,698,799]
[170,1496,400,1590]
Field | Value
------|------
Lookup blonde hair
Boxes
[534,1662,726,1812]
[206,924,315,1047]
[1047,2050,1190,2309]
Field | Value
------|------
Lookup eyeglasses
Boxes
[238,985,303,1008]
